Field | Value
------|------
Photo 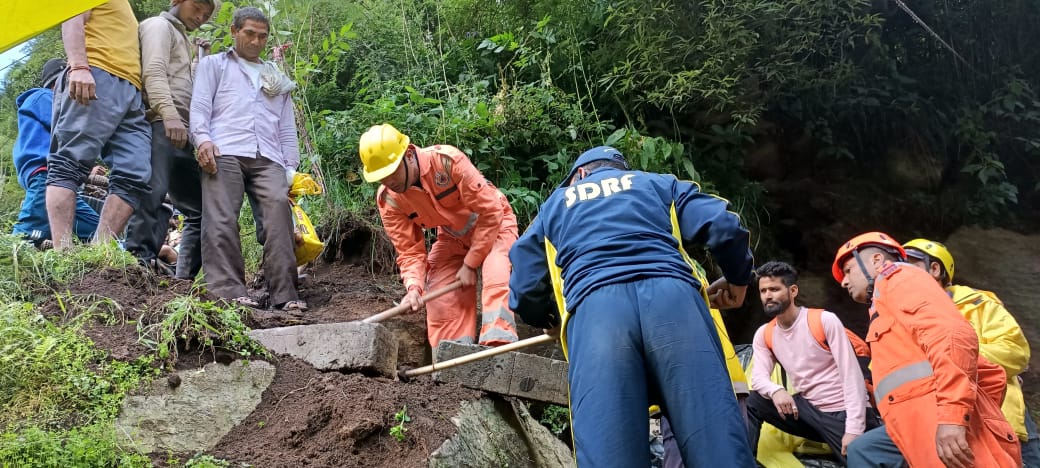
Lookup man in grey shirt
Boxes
[126,0,216,278]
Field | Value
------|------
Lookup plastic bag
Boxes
[289,172,322,198]
[290,200,323,266]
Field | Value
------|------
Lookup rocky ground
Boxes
[50,258,490,467]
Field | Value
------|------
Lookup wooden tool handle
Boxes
[402,334,558,378]
[362,280,463,324]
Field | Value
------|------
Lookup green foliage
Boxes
[538,404,570,436]
[596,0,881,118]
[0,302,155,429]
[0,298,157,467]
[0,422,152,467]
[137,293,270,364]
[194,1,238,55]
[602,128,691,180]
[389,405,411,442]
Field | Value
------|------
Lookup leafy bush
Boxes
[538,404,570,436]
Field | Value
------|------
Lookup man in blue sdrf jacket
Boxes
[508,146,757,467]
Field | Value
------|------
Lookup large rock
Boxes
[429,397,574,468]
[248,321,398,377]
[944,227,1040,373]
[116,360,275,453]
[433,341,569,405]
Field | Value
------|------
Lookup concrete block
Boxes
[508,352,569,405]
[249,322,397,377]
[433,341,569,405]
[432,341,514,395]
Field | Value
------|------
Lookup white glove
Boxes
[285,167,297,186]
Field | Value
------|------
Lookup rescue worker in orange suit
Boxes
[359,123,518,348]
[904,238,1039,465]
[508,146,756,467]
[833,232,1021,468]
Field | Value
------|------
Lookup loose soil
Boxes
[208,357,480,467]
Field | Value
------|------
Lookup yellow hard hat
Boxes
[359,124,410,182]
[902,238,955,283]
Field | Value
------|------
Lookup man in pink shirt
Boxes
[748,261,879,464]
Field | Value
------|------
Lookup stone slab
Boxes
[429,397,575,468]
[433,341,569,405]
[116,360,275,453]
[248,321,398,377]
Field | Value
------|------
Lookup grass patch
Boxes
[137,293,270,365]
[0,422,152,467]
[0,236,137,303]
[0,301,157,466]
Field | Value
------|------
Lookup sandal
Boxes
[231,296,261,308]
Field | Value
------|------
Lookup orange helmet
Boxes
[831,232,906,283]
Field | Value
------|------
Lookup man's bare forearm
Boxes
[61,12,91,67]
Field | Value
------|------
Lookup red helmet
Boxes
[832,232,906,283]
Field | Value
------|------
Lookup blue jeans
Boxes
[1023,405,1040,468]
[566,277,754,467]
[12,171,98,243]
[846,425,907,468]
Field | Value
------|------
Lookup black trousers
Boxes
[125,121,202,279]
[746,391,880,464]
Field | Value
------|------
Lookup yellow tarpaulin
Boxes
[0,1,108,54]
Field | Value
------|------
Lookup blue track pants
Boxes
[566,277,754,467]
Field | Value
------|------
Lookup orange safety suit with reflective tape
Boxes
[868,261,1020,467]
[376,144,519,348]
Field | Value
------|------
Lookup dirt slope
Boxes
[55,259,481,467]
